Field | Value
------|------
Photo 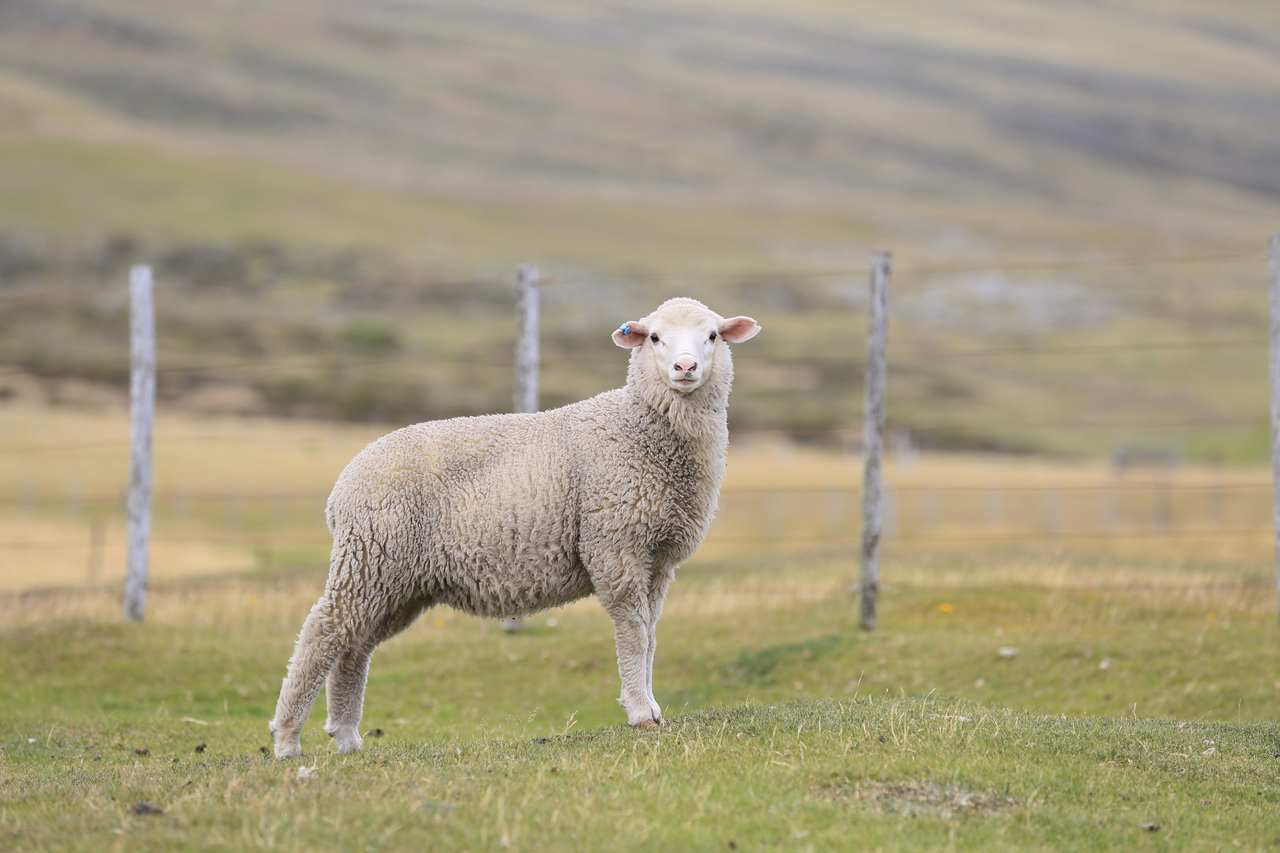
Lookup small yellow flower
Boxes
[938,603,954,614]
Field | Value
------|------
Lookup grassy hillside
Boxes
[1,0,1277,263]
[1,0,1278,454]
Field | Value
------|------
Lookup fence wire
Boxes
[1,245,1276,591]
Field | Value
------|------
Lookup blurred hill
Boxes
[1,0,1278,457]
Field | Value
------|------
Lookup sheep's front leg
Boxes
[592,551,662,728]
[606,599,662,728]
[594,571,658,729]
[641,567,675,725]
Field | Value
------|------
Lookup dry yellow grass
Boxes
[0,399,383,498]
[2,403,1272,599]
[0,516,249,593]
[716,439,1273,563]
[0,401,385,593]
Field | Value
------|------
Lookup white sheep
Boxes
[269,297,760,758]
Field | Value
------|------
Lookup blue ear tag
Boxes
[621,325,630,335]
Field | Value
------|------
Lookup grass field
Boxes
[2,547,1278,850]
[3,405,1279,850]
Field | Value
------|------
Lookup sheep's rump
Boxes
[325,408,597,618]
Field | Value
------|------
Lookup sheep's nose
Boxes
[673,360,697,375]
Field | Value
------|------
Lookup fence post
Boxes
[122,264,155,623]
[504,264,539,633]
[1269,232,1280,627]
[859,251,891,630]
[513,264,539,416]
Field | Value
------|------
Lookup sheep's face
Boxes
[612,299,760,394]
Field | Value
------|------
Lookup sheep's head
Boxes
[612,298,760,395]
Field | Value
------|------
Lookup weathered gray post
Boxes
[504,264,539,633]
[122,264,155,622]
[1269,233,1280,626]
[859,251,891,630]
[513,264,539,416]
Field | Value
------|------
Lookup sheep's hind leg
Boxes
[324,596,432,754]
[270,594,355,759]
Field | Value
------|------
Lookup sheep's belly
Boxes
[430,480,588,617]
[433,555,593,619]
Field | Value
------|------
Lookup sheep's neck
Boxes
[626,350,732,479]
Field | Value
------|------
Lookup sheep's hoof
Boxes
[270,720,303,759]
[631,718,663,730]
[325,724,364,753]
[273,741,304,760]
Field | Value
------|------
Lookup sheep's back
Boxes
[326,409,590,615]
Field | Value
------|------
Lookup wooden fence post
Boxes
[1269,232,1280,627]
[860,251,891,630]
[505,264,539,633]
[122,264,155,623]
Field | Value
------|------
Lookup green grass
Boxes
[6,698,1279,851]
[3,550,1279,850]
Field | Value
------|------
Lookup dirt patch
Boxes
[816,778,1015,818]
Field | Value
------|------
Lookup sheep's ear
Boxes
[612,321,648,348]
[718,316,760,343]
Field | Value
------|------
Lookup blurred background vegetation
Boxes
[0,0,1278,459]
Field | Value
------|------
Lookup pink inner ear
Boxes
[719,316,760,343]
[612,321,649,348]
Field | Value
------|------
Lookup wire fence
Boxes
[1,243,1277,596]
[1,479,1273,551]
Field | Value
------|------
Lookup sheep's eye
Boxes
[650,333,659,343]
[709,332,717,341]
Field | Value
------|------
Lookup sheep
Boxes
[269,297,760,758]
